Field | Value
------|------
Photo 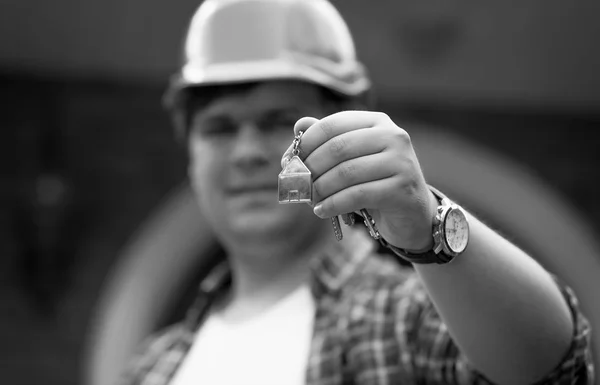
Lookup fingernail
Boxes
[313,204,324,218]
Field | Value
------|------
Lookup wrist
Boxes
[380,185,470,265]
[402,187,438,252]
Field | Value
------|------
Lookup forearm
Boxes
[414,205,574,385]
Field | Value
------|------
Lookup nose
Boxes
[230,122,270,170]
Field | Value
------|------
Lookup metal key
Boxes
[331,216,343,241]
[331,209,382,241]
[360,209,381,240]
[341,213,356,226]
[331,212,356,241]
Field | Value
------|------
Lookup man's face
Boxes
[187,81,333,244]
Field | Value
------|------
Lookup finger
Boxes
[293,116,320,137]
[312,153,395,203]
[281,117,319,167]
[313,178,398,218]
[297,111,390,158]
[304,127,389,180]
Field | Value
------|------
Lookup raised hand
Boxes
[281,112,437,252]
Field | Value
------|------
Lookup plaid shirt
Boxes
[122,229,593,385]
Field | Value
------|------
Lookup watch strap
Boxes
[380,185,454,265]
[380,237,454,264]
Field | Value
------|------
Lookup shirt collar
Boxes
[186,225,375,327]
[185,257,231,330]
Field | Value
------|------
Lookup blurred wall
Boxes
[1,0,599,109]
[1,1,599,384]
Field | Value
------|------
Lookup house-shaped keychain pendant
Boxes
[278,155,312,204]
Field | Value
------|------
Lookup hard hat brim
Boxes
[165,59,370,109]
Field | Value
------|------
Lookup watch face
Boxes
[444,208,469,253]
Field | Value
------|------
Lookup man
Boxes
[122,0,593,384]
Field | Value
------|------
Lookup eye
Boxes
[190,116,237,138]
[258,111,301,133]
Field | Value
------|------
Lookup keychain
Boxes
[278,131,382,242]
[338,210,382,240]
[278,131,312,204]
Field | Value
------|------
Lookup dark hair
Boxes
[175,81,363,139]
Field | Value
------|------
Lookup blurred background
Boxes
[1,0,599,384]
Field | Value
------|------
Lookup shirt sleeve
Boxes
[393,274,594,385]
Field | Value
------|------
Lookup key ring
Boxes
[292,131,303,156]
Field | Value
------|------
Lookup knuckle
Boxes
[374,111,391,123]
[337,161,356,180]
[353,185,368,201]
[393,127,411,145]
[318,118,336,138]
[328,136,347,157]
[396,177,419,196]
[374,112,411,145]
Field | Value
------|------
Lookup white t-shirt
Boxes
[170,284,315,385]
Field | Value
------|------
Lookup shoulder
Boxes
[119,322,192,384]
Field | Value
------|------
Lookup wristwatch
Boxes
[381,186,470,265]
